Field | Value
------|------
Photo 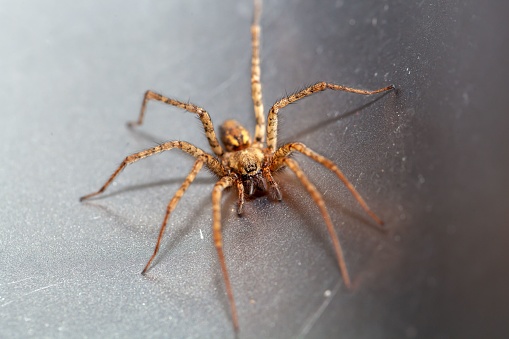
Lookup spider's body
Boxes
[221,122,263,179]
[80,0,394,331]
[219,119,279,206]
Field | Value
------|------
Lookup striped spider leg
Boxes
[80,0,395,332]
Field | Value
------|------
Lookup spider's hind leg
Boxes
[251,0,265,144]
[266,82,394,151]
[128,90,225,157]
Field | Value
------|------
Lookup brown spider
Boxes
[80,0,394,331]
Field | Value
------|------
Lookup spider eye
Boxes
[245,163,257,173]
[220,119,251,151]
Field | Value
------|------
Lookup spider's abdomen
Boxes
[219,119,251,152]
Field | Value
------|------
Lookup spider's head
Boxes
[231,148,266,195]
[226,147,264,175]
[220,119,251,152]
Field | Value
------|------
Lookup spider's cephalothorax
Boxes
[220,119,274,199]
[80,0,394,332]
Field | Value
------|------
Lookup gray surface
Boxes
[1,0,509,338]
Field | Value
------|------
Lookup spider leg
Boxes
[128,90,224,157]
[80,141,224,201]
[212,176,239,331]
[235,177,245,215]
[266,82,394,151]
[272,142,384,226]
[283,158,351,288]
[142,159,204,274]
[251,0,265,144]
[262,167,282,201]
[141,159,203,274]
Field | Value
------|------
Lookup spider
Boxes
[80,0,394,331]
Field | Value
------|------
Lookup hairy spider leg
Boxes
[266,82,394,151]
[251,0,265,144]
[283,158,351,288]
[211,176,239,330]
[128,90,225,157]
[262,166,282,200]
[272,142,384,226]
[79,141,224,202]
[142,159,205,274]
[235,178,245,215]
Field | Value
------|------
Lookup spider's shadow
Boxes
[83,94,392,307]
[83,181,213,268]
[100,94,391,269]
[125,90,394,150]
[281,90,393,143]
[272,169,387,265]
[145,192,212,270]
[85,176,216,201]
[126,124,166,146]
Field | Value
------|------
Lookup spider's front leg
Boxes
[283,157,351,288]
[142,158,204,274]
[269,143,385,289]
[211,176,239,330]
[271,142,384,226]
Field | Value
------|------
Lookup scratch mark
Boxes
[297,282,341,337]
[356,171,364,185]
[201,53,246,101]
[1,300,14,307]
[199,229,204,240]
[23,283,59,297]
[5,277,34,285]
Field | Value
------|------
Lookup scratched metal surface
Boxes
[1,0,509,338]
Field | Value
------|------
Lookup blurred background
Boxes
[1,0,508,338]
